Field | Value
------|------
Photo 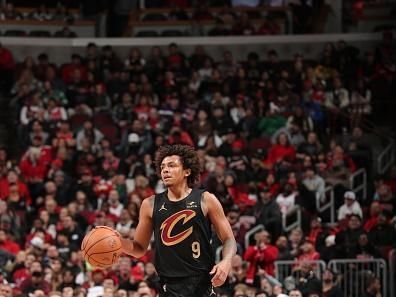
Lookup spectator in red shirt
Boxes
[264,132,296,169]
[0,43,15,94]
[297,239,320,262]
[0,170,31,204]
[0,229,20,255]
[244,230,279,283]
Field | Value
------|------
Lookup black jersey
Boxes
[152,188,215,278]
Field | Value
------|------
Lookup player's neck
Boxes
[167,183,192,201]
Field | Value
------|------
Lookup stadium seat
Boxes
[29,30,52,37]
[142,13,168,21]
[70,114,91,131]
[161,29,186,37]
[135,30,160,37]
[99,124,119,146]
[4,30,27,37]
[93,113,115,128]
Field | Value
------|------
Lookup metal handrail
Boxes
[389,249,396,297]
[282,206,301,233]
[316,186,335,224]
[349,168,367,200]
[244,224,265,250]
[377,142,395,175]
[328,258,388,297]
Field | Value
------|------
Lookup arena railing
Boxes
[349,168,367,201]
[389,249,396,297]
[377,141,395,175]
[328,258,388,297]
[244,224,265,250]
[282,206,301,233]
[127,5,293,36]
[316,186,335,225]
[0,32,386,64]
[274,260,327,286]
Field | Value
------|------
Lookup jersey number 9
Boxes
[192,241,201,258]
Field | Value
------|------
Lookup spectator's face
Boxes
[63,270,74,283]
[358,234,369,246]
[345,198,354,206]
[278,133,288,145]
[0,284,12,297]
[348,216,361,229]
[260,278,272,292]
[276,236,288,249]
[231,255,243,271]
[301,242,314,253]
[7,171,18,183]
[62,287,73,297]
[32,290,45,297]
[290,229,303,242]
[103,278,115,289]
[226,211,239,225]
[115,290,128,297]
[289,290,303,297]
[31,271,44,285]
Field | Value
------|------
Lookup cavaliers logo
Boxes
[160,210,196,246]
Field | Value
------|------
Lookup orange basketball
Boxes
[81,226,122,268]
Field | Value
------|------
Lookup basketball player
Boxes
[120,144,237,297]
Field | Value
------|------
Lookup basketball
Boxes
[81,226,122,268]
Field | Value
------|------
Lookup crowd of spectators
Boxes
[0,29,395,297]
[0,3,77,23]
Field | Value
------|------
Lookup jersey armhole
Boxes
[200,190,208,218]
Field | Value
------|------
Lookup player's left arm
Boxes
[202,191,237,287]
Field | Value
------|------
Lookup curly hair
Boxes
[155,144,201,187]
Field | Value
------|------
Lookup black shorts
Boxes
[158,274,216,297]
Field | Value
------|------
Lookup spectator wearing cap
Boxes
[337,191,363,221]
[119,119,153,157]
[253,187,282,240]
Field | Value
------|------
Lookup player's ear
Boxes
[185,169,191,177]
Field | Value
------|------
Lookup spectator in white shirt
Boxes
[108,190,124,218]
[337,191,363,221]
[302,167,325,200]
[276,183,298,215]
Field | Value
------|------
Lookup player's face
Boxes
[160,155,190,187]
